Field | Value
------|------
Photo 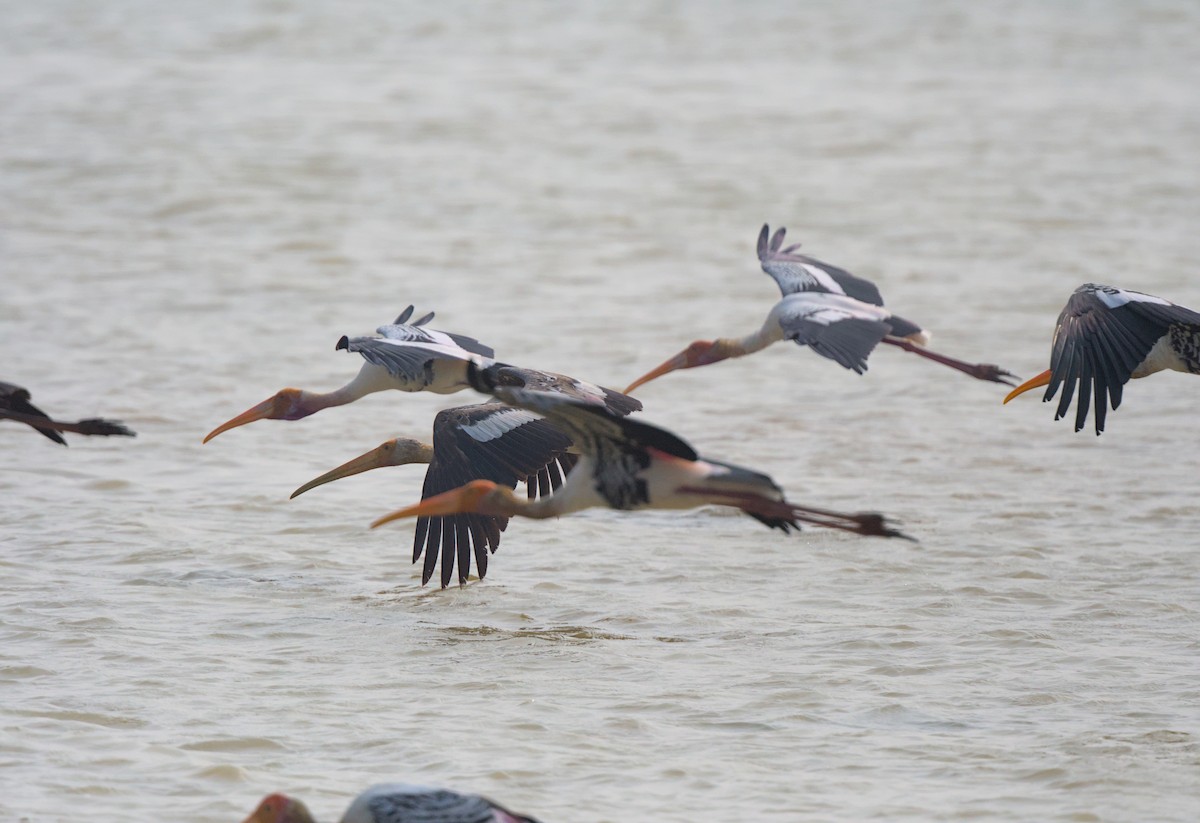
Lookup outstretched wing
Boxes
[775,292,893,374]
[0,382,66,445]
[757,224,884,306]
[479,379,696,510]
[488,364,643,417]
[415,403,576,587]
[374,305,495,357]
[365,786,504,823]
[1045,284,1200,434]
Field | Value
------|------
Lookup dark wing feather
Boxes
[758,224,885,305]
[376,318,495,357]
[337,335,442,382]
[779,313,890,375]
[490,385,696,461]
[439,330,494,358]
[486,365,642,417]
[1044,286,1185,434]
[368,788,499,823]
[0,382,67,445]
[413,404,576,586]
[487,383,696,509]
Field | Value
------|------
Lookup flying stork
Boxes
[1003,283,1200,434]
[290,367,641,587]
[239,783,541,823]
[1,381,135,445]
[623,225,1015,394]
[372,362,912,543]
[203,306,493,443]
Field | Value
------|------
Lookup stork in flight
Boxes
[1003,283,1200,434]
[290,366,641,587]
[1,381,135,445]
[239,783,541,823]
[373,362,912,542]
[623,225,1015,394]
[203,306,494,442]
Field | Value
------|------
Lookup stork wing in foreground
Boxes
[1004,283,1200,434]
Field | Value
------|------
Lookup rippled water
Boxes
[3,2,1199,821]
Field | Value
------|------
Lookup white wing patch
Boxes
[776,291,892,326]
[796,263,847,295]
[568,379,607,404]
[1086,284,1172,310]
[460,407,541,443]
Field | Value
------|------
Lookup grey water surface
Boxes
[2,2,1198,821]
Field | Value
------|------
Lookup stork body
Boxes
[623,225,1014,393]
[240,783,540,823]
[289,366,640,587]
[373,363,911,541]
[0,381,135,445]
[203,306,493,442]
[1004,283,1200,433]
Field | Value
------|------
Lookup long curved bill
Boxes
[623,351,689,395]
[1003,369,1052,404]
[291,443,394,499]
[202,397,276,443]
[371,487,473,529]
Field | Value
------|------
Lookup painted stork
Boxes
[1003,283,1200,434]
[0,381,135,445]
[239,783,541,823]
[372,362,912,541]
[203,306,493,443]
[623,225,1015,394]
[290,367,641,587]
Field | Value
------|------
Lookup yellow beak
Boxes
[291,443,393,499]
[1003,369,1052,404]
[623,352,689,395]
[202,398,276,443]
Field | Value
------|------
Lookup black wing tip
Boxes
[854,513,917,542]
[38,427,69,446]
[335,335,350,351]
[391,305,434,326]
[78,418,137,437]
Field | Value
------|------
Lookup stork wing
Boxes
[0,382,66,445]
[757,224,884,306]
[1045,284,1200,433]
[776,293,893,374]
[375,322,495,358]
[416,403,576,587]
[488,385,695,461]
[488,365,643,417]
[361,786,510,823]
[477,381,695,510]
[336,334,488,387]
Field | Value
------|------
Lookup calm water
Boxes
[2,2,1199,821]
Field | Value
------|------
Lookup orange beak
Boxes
[290,442,394,499]
[1003,369,1052,404]
[623,351,691,395]
[371,480,497,529]
[203,397,278,443]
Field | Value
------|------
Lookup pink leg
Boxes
[882,337,1017,385]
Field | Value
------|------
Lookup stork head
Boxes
[371,480,510,528]
[1002,369,1052,404]
[290,438,434,499]
[623,340,731,394]
[203,388,313,443]
[240,794,317,823]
